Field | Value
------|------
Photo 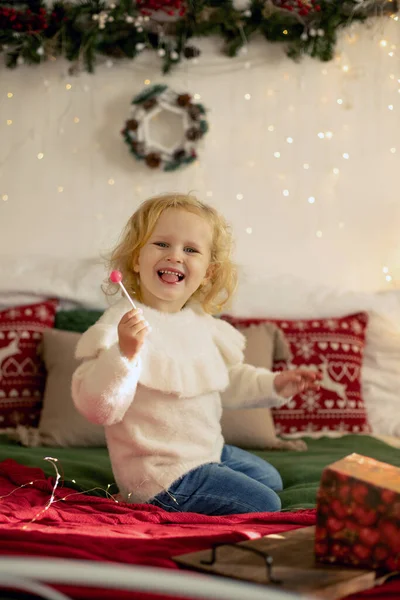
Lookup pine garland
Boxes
[0,0,397,74]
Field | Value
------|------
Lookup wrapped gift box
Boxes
[315,453,400,572]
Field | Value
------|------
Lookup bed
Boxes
[1,433,400,511]
[0,434,399,600]
[1,263,400,599]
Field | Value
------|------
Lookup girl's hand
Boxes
[118,309,150,361]
[274,369,322,399]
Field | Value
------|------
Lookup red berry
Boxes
[351,483,369,504]
[380,520,398,543]
[338,484,351,503]
[353,544,371,561]
[345,518,359,532]
[379,520,400,553]
[318,502,330,516]
[381,489,396,504]
[331,499,348,519]
[332,542,350,560]
[385,556,400,571]
[339,519,359,544]
[359,527,380,547]
[315,541,328,556]
[352,505,377,527]
[327,516,345,534]
[373,545,389,562]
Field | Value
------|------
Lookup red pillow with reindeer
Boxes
[222,312,371,437]
[0,300,58,430]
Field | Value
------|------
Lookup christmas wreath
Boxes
[121,84,209,171]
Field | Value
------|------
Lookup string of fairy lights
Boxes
[0,456,120,530]
[1,13,400,289]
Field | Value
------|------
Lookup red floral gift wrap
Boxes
[315,453,400,572]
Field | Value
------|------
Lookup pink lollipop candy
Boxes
[110,270,122,284]
[109,270,136,309]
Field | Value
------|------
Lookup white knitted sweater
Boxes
[72,298,287,503]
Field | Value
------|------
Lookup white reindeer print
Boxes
[305,357,348,402]
[0,336,21,379]
[319,358,348,401]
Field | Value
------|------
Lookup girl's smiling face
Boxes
[135,208,214,312]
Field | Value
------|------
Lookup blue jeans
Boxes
[149,445,283,515]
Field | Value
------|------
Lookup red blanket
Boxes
[0,459,398,600]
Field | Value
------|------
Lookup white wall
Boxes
[1,17,399,304]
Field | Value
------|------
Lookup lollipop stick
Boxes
[109,270,137,311]
[118,281,137,310]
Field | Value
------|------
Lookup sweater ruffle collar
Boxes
[75,298,245,398]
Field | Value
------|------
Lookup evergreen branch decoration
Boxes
[0,0,397,74]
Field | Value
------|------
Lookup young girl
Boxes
[72,193,320,515]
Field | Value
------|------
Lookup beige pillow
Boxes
[220,323,307,451]
[23,329,106,447]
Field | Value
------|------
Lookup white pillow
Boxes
[230,273,400,321]
[363,312,400,437]
[0,255,108,309]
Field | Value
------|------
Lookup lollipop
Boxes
[110,270,137,310]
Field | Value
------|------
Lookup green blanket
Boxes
[1,434,399,511]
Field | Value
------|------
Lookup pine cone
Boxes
[145,152,161,168]
[186,127,202,141]
[188,104,201,120]
[177,93,191,107]
[143,98,157,111]
[126,119,139,131]
[132,141,145,155]
[183,45,201,59]
[108,47,126,58]
[173,148,186,161]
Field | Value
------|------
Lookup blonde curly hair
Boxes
[105,192,237,314]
